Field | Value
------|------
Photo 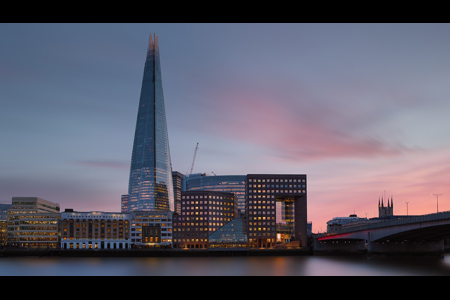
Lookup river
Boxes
[2,254,450,275]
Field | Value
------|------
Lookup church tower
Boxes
[378,196,393,218]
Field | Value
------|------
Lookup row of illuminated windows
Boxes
[182,205,233,211]
[249,200,274,204]
[174,238,207,243]
[249,178,305,183]
[64,215,128,219]
[183,201,232,206]
[249,221,276,226]
[181,211,234,217]
[16,220,57,225]
[132,233,171,236]
[249,184,306,188]
[15,232,58,236]
[132,223,170,227]
[182,195,232,200]
[9,214,60,219]
[249,210,275,214]
[249,206,275,211]
[132,238,172,243]
[249,216,275,221]
[175,216,228,221]
[62,242,129,249]
[175,227,215,232]
[19,226,56,231]
[249,190,305,194]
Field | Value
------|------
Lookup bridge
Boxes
[313,211,450,256]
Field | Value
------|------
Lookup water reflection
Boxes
[2,255,450,276]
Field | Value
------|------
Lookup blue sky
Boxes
[2,23,450,231]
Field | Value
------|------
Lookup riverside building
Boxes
[7,197,60,249]
[184,173,246,216]
[246,174,307,248]
[60,210,131,250]
[0,204,10,248]
[130,210,173,248]
[173,191,238,249]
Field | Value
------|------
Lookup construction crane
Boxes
[187,142,199,175]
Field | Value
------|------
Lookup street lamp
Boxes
[403,201,411,216]
[431,194,442,213]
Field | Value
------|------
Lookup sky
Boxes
[2,23,450,232]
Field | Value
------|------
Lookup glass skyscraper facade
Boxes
[184,173,246,215]
[127,34,174,212]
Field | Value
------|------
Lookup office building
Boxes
[173,191,238,249]
[7,197,60,249]
[0,204,11,221]
[130,210,173,248]
[60,210,131,250]
[246,174,307,248]
[0,204,8,247]
[172,171,184,214]
[326,214,367,232]
[0,221,5,248]
[184,173,246,215]
[126,33,174,212]
[0,204,11,246]
[121,194,128,213]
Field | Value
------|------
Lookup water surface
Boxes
[2,254,450,275]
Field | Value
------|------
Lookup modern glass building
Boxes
[127,34,174,212]
[208,218,248,248]
[184,173,246,215]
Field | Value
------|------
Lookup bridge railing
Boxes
[318,211,450,237]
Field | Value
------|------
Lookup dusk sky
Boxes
[2,23,450,232]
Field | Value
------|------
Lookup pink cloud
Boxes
[201,84,415,163]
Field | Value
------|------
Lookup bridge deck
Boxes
[316,211,450,241]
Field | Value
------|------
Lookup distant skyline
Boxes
[2,23,450,232]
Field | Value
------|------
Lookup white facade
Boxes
[60,211,131,250]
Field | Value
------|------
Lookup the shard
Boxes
[127,33,174,212]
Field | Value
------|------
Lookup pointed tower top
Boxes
[147,33,159,55]
[147,33,154,54]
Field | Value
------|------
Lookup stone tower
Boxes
[378,196,393,218]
